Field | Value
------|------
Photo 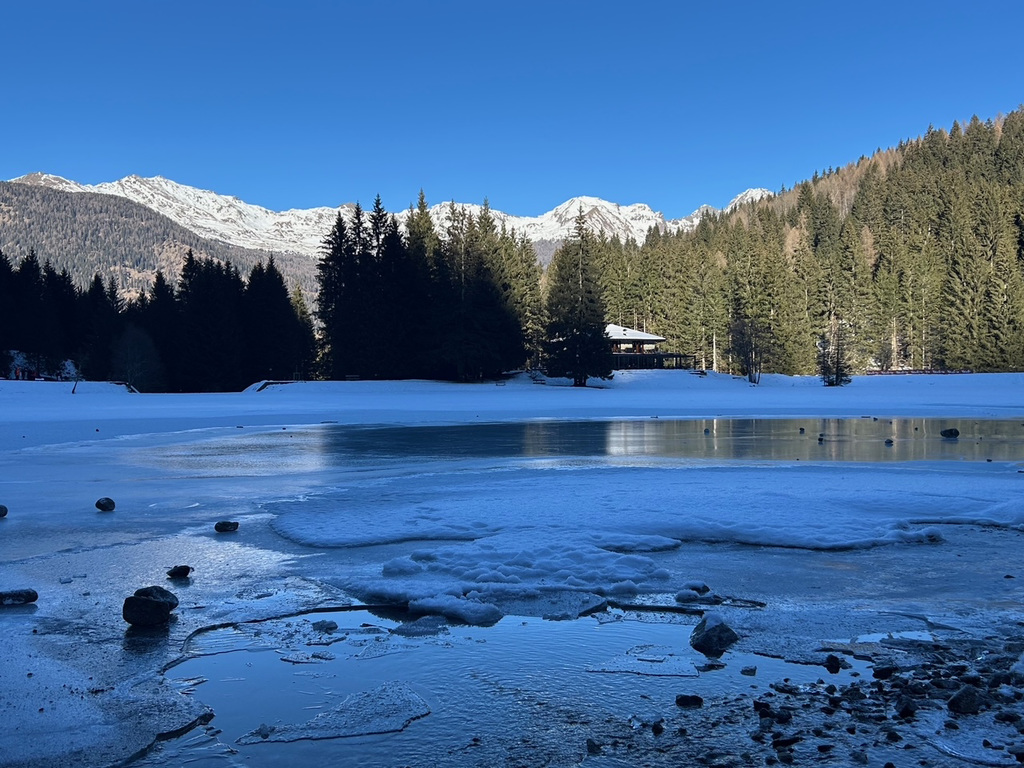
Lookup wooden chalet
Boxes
[606,324,694,370]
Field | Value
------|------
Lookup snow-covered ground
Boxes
[2,371,1023,767]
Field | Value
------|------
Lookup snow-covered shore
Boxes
[2,371,1024,767]
[2,370,1023,455]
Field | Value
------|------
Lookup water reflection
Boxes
[320,418,1024,464]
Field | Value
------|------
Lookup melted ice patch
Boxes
[236,681,429,743]
[587,644,699,677]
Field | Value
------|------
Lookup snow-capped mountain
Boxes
[11,173,772,260]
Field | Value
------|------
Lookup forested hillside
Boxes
[597,110,1024,379]
[0,182,316,297]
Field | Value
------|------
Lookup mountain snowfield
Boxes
[11,172,772,260]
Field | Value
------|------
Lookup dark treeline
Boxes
[316,193,544,382]
[4,108,1024,390]
[0,248,316,391]
[598,109,1024,383]
[0,192,594,390]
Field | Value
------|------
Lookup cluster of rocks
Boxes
[583,623,1024,767]
[735,637,1024,765]
[3,492,238,620]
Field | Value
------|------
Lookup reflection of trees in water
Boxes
[318,419,1024,465]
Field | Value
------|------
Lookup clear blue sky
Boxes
[4,1,1022,218]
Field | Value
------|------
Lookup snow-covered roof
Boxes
[605,323,666,343]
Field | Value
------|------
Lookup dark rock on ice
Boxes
[95,497,116,512]
[214,520,239,532]
[586,738,602,755]
[134,585,179,609]
[166,565,193,580]
[895,696,917,720]
[0,504,8,517]
[675,694,704,708]
[122,595,171,626]
[940,428,960,439]
[872,661,899,679]
[0,589,38,606]
[947,684,984,714]
[122,585,179,626]
[689,612,739,657]
[311,619,339,634]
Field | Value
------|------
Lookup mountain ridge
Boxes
[11,172,772,261]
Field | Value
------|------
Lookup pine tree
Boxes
[543,209,612,386]
[0,249,14,376]
[315,213,352,379]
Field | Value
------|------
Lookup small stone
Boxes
[824,654,844,674]
[95,497,115,512]
[896,696,918,720]
[651,720,664,736]
[311,619,338,634]
[676,694,704,709]
[689,612,739,657]
[214,521,239,533]
[940,428,960,439]
[873,662,899,680]
[586,738,602,755]
[0,589,39,606]
[166,565,193,580]
[0,504,8,517]
[741,666,757,676]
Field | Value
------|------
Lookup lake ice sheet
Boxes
[3,373,1024,767]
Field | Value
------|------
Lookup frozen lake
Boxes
[122,417,1024,767]
[4,373,1024,768]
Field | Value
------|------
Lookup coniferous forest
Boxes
[1,110,1023,391]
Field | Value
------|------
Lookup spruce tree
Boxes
[543,209,612,387]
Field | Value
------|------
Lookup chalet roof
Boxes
[605,323,666,343]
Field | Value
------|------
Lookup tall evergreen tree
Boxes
[543,210,612,386]
[0,249,14,376]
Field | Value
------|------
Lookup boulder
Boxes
[689,612,739,657]
[0,589,38,606]
[947,685,984,715]
[95,497,116,512]
[214,520,239,533]
[166,565,193,580]
[122,585,178,626]
[940,428,960,439]
[675,694,704,708]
